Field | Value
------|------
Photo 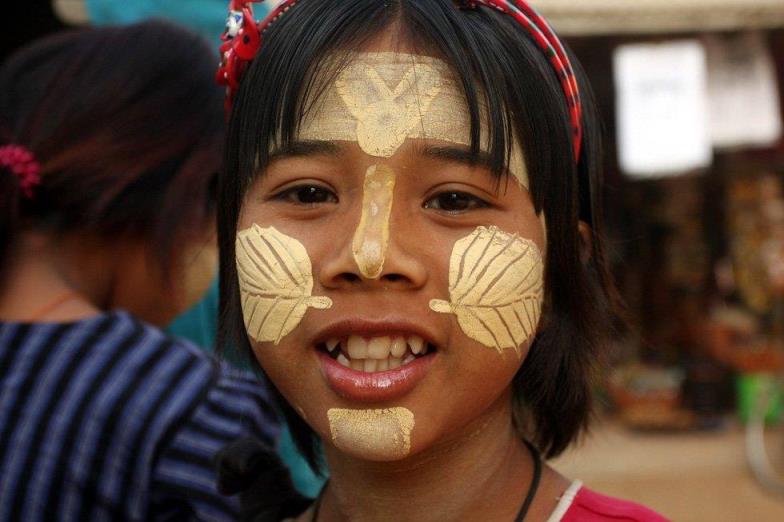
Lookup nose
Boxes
[319,231,428,289]
[319,167,427,290]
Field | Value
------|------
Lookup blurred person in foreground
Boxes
[51,0,327,500]
[0,20,278,521]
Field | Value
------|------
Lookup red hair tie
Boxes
[217,0,582,161]
[0,144,41,199]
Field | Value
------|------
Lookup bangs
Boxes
[227,0,573,211]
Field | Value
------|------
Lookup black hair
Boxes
[218,0,617,467]
[0,20,223,282]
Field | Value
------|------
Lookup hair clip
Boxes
[217,0,299,111]
[0,144,41,199]
[217,0,262,107]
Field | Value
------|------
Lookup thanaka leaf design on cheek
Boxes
[236,224,332,344]
[430,226,543,355]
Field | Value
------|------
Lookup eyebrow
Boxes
[422,145,495,171]
[268,141,499,172]
[268,140,343,161]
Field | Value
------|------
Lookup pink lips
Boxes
[318,349,435,402]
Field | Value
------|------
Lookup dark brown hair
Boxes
[218,0,618,468]
[0,20,224,280]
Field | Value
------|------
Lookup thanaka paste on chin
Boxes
[297,52,529,187]
[235,224,332,344]
[430,226,544,354]
[327,407,415,460]
[352,165,396,279]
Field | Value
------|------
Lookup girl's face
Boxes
[237,51,545,462]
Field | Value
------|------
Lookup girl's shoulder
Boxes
[549,481,670,522]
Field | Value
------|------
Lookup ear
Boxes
[577,221,593,265]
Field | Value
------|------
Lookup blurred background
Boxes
[6,1,784,520]
[537,2,784,521]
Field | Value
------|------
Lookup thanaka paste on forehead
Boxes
[353,164,396,279]
[297,52,529,188]
[236,224,332,344]
[327,407,415,460]
[430,226,543,355]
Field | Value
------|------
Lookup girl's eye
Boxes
[424,191,489,213]
[273,185,337,206]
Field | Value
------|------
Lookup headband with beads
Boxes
[216,0,583,161]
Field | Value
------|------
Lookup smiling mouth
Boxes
[317,335,436,373]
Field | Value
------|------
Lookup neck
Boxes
[317,395,541,522]
[0,232,112,322]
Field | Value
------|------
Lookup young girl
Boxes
[216,1,668,520]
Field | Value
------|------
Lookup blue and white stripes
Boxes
[0,311,278,521]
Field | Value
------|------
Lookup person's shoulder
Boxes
[118,311,276,427]
[208,359,281,439]
[115,310,215,362]
[555,481,670,522]
[115,314,279,519]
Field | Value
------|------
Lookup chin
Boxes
[335,442,412,462]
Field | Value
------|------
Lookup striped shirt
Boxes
[0,310,278,521]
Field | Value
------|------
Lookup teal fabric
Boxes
[166,277,219,351]
[84,0,271,46]
[277,425,325,498]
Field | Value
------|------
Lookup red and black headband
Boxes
[217,0,583,161]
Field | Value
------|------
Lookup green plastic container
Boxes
[736,373,784,425]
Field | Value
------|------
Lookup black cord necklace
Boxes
[515,440,542,522]
[310,440,542,522]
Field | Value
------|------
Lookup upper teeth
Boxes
[325,335,429,372]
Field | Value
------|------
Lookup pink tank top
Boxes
[549,481,671,522]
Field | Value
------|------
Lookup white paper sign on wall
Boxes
[614,40,712,179]
[706,32,782,150]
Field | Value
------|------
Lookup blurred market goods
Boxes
[609,363,693,430]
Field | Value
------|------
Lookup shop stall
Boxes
[534,1,784,518]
